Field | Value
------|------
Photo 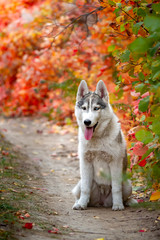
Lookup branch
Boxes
[47,5,105,48]
[120,7,149,34]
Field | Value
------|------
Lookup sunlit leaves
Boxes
[138,96,150,112]
[135,129,153,145]
[132,22,143,35]
[144,15,160,33]
[152,3,160,14]
[152,120,160,136]
[120,49,130,62]
[129,37,153,54]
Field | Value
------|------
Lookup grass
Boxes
[0,133,58,240]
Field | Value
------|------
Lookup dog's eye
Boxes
[82,106,87,110]
[94,107,100,111]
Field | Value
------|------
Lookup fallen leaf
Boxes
[2,150,9,156]
[94,238,105,240]
[94,216,100,219]
[63,225,69,228]
[139,228,147,232]
[150,191,160,201]
[137,199,144,203]
[20,124,27,128]
[48,227,59,234]
[32,151,38,155]
[23,223,33,229]
[0,190,6,192]
[36,129,43,134]
[51,152,57,157]
[24,213,30,218]
[53,211,58,215]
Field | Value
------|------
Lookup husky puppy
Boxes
[72,80,135,210]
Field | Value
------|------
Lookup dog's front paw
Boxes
[72,202,87,210]
[112,203,124,211]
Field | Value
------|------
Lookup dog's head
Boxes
[75,80,113,140]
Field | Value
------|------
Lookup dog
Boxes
[72,80,136,210]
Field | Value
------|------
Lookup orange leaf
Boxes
[150,191,160,201]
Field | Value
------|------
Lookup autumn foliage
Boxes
[0,0,160,194]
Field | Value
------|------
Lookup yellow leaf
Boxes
[150,191,160,201]
[94,216,100,219]
[116,16,124,24]
[95,238,104,240]
[134,65,142,74]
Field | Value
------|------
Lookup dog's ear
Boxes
[95,80,108,101]
[77,80,89,101]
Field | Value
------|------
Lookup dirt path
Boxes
[0,117,159,240]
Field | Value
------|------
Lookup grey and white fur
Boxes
[72,80,136,210]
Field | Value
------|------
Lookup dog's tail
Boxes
[72,181,81,199]
[125,198,138,206]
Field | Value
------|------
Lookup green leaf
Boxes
[149,32,160,41]
[33,88,39,93]
[120,23,125,32]
[132,22,143,35]
[116,2,122,8]
[152,70,160,81]
[120,49,130,62]
[137,8,146,17]
[152,3,160,14]
[135,129,153,144]
[138,72,145,81]
[135,83,146,94]
[149,42,160,57]
[138,96,150,112]
[114,8,120,17]
[124,6,132,12]
[152,120,160,136]
[144,15,160,33]
[108,0,116,6]
[108,44,115,52]
[141,148,153,160]
[155,148,160,159]
[129,37,153,53]
[140,115,146,121]
[151,104,160,116]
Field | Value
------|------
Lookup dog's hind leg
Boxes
[123,180,138,206]
[122,179,132,201]
[72,180,81,201]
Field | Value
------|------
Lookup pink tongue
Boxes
[85,127,93,140]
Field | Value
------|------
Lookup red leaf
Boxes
[138,159,147,167]
[139,230,145,232]
[2,151,9,156]
[133,142,148,156]
[23,223,33,229]
[48,227,59,234]
[141,92,149,98]
[137,199,144,203]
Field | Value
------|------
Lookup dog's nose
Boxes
[84,119,91,126]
